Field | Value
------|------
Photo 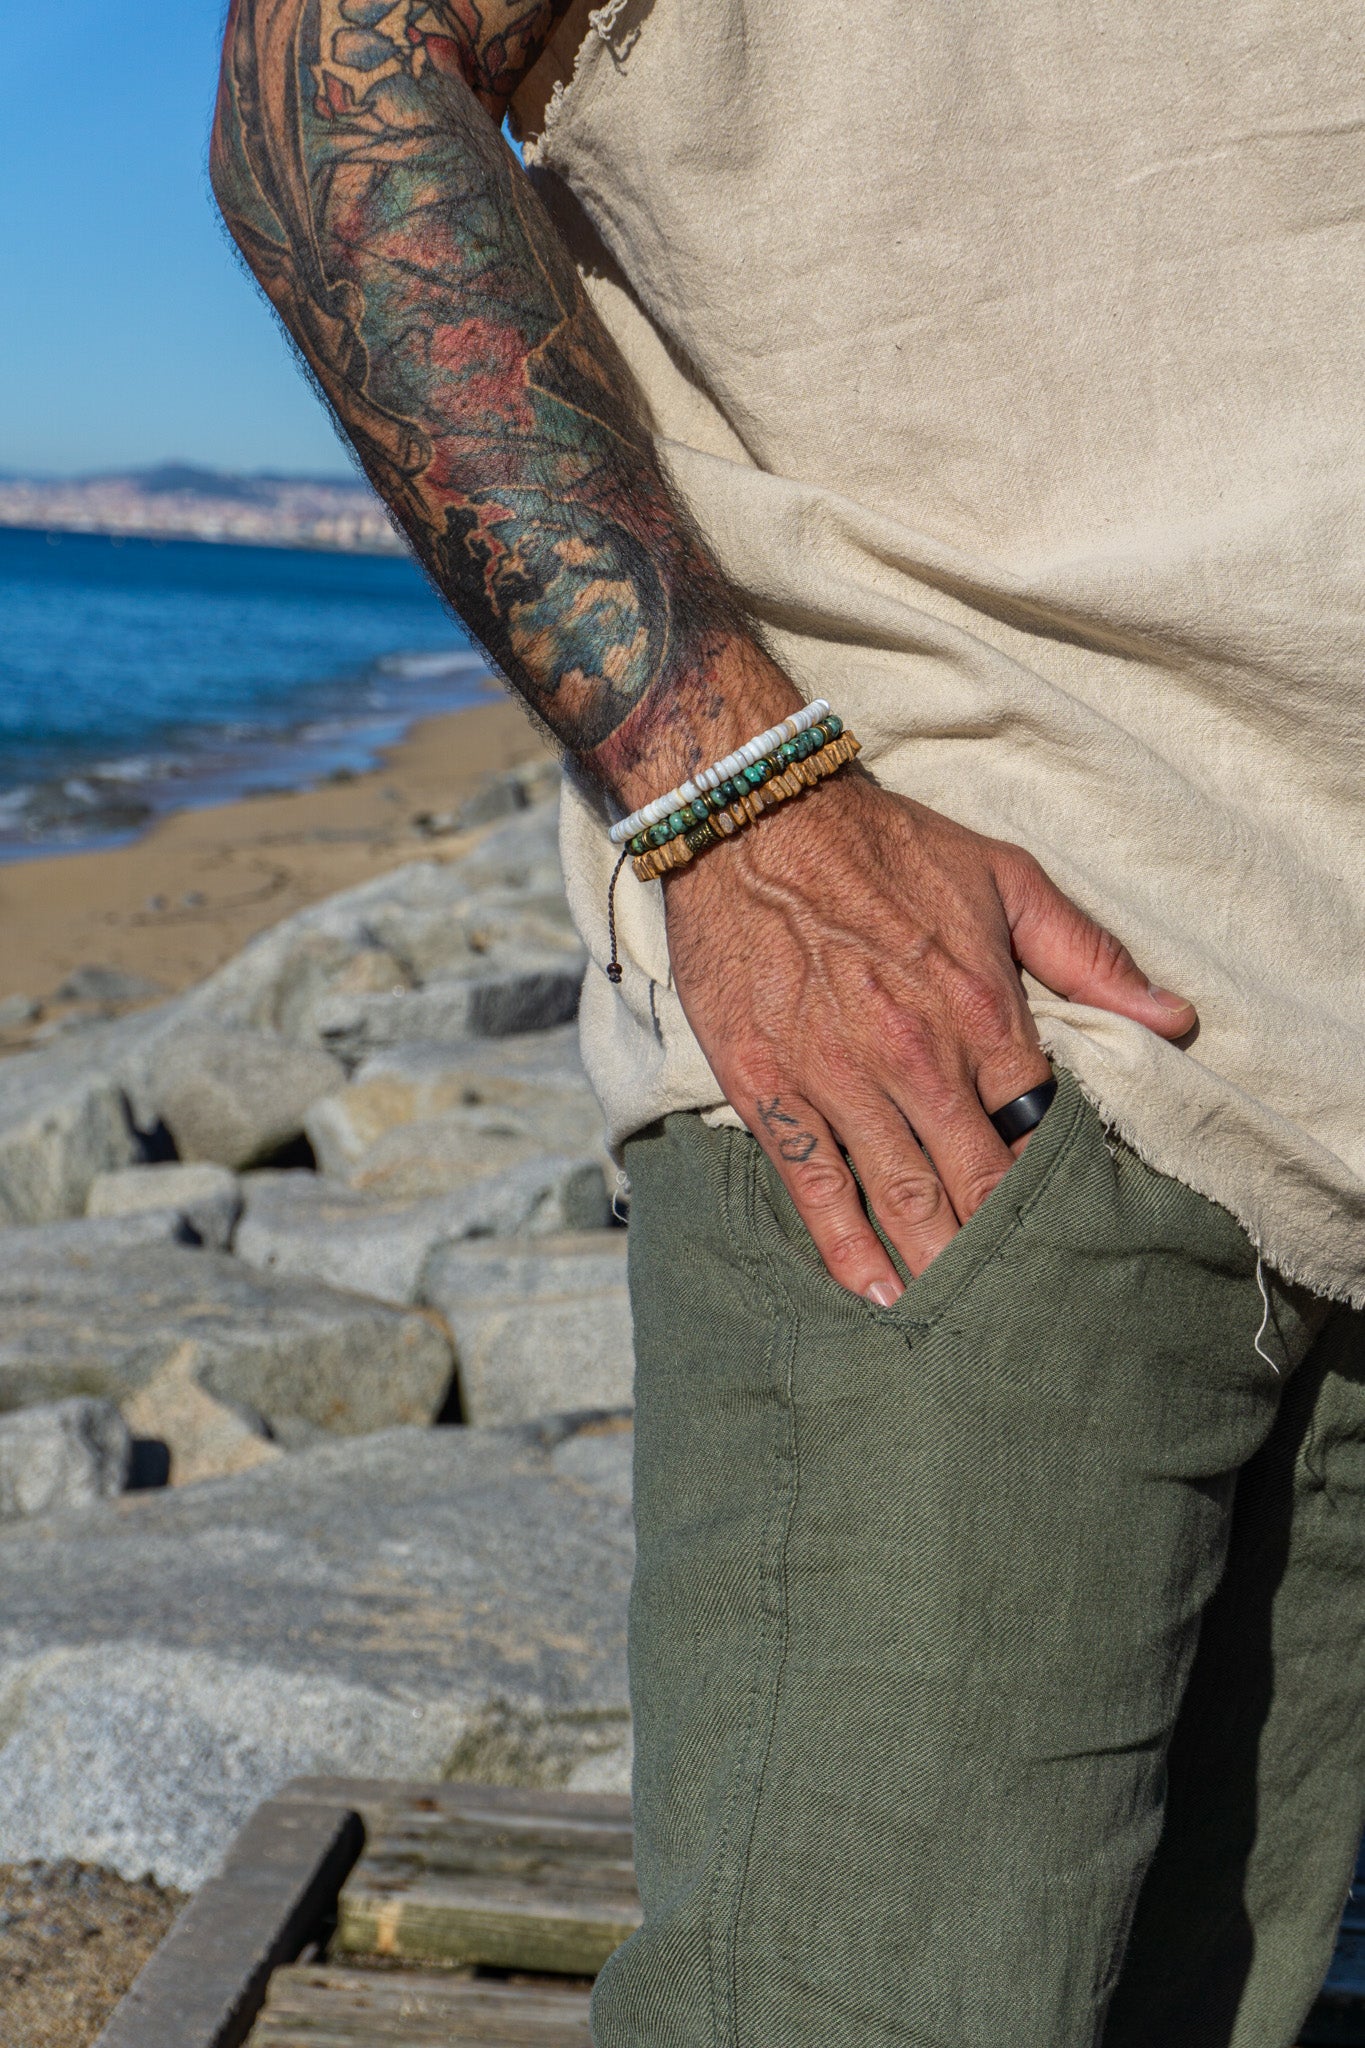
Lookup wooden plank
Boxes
[248,1964,592,2046]
[95,1800,364,2048]
[345,1805,636,1894]
[324,1781,640,1974]
[279,1779,632,1834]
[337,1870,639,1975]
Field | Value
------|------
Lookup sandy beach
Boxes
[0,692,550,1029]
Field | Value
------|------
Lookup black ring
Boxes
[988,1078,1057,1145]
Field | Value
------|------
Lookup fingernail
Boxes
[1148,983,1193,1011]
[866,1277,904,1307]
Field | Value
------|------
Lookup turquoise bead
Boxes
[647,821,670,848]
[669,811,690,837]
[778,737,800,763]
[629,832,647,856]
[825,712,843,738]
[744,760,770,786]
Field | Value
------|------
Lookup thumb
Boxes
[994,846,1197,1040]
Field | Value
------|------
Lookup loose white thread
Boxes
[612,1169,631,1224]
[1253,1257,1281,1376]
[589,0,631,40]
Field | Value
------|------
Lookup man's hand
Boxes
[664,769,1196,1303]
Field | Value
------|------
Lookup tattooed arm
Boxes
[212,0,1195,1300]
[209,0,797,796]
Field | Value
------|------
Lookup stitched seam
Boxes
[901,1081,1092,1334]
[700,1128,799,2048]
[744,1077,1091,1341]
[725,1155,802,2048]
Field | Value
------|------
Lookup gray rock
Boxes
[412,807,462,838]
[0,1041,138,1224]
[0,1241,453,1443]
[28,1010,120,1045]
[163,799,571,1046]
[457,773,528,829]
[148,1029,345,1169]
[0,1417,632,1888]
[122,1349,283,1488]
[86,1162,242,1249]
[0,1398,131,1521]
[512,758,563,808]
[0,995,40,1030]
[0,1212,196,1272]
[336,1106,605,1204]
[365,894,580,986]
[311,955,585,1059]
[424,1234,633,1426]
[303,1026,602,1180]
[235,1157,611,1305]
[54,965,162,1006]
[446,801,567,897]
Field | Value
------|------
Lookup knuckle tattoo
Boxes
[755,1094,822,1167]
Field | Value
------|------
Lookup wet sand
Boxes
[0,694,550,1022]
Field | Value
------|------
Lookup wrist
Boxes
[587,634,804,814]
[663,755,870,894]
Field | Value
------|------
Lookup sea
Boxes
[0,525,496,862]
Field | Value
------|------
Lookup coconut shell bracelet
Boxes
[629,717,860,881]
[601,710,860,982]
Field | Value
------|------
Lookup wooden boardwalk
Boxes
[250,1965,593,2045]
[331,1781,639,1976]
[244,1781,632,2048]
[98,1775,1364,2047]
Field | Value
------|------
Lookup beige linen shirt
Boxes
[513,0,1365,1305]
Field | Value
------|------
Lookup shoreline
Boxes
[0,517,404,558]
[0,693,551,1025]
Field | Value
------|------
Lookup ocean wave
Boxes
[0,772,155,849]
[86,753,189,785]
[0,643,498,861]
[375,649,491,681]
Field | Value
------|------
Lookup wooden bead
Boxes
[626,730,861,885]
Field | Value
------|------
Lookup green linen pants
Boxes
[591,1069,1365,2048]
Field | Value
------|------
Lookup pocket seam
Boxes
[893,1087,1093,1333]
[743,1077,1093,1340]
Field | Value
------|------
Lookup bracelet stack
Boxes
[601,698,859,980]
[626,712,860,881]
[609,700,831,845]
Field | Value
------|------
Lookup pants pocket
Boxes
[742,1062,1095,1334]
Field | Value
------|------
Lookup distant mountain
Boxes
[0,463,403,554]
[87,463,370,500]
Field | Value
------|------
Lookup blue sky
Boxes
[2,0,353,477]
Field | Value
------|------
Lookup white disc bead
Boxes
[609,698,834,843]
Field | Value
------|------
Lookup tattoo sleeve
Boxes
[210,0,768,785]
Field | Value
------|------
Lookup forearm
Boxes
[209,0,797,806]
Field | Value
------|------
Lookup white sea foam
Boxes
[375,649,490,681]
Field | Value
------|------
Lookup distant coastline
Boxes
[0,462,405,556]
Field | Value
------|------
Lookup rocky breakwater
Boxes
[0,768,639,1888]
